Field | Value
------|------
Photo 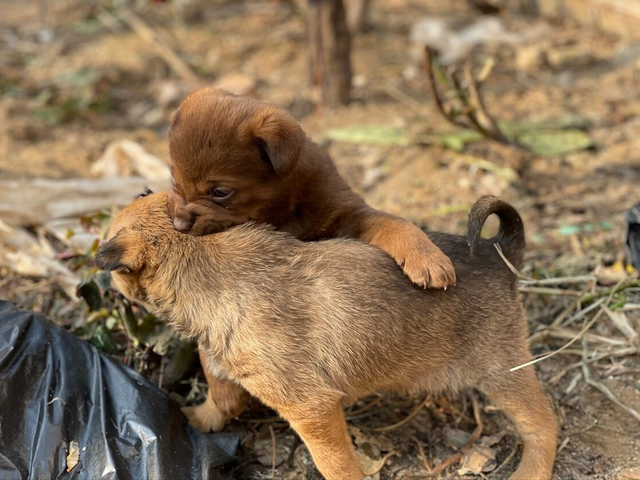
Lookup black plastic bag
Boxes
[0,300,239,480]
[626,203,640,271]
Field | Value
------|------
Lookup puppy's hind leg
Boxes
[182,350,250,432]
[278,401,364,480]
[481,367,557,480]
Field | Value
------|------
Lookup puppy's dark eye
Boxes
[211,187,233,200]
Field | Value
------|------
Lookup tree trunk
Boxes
[345,0,370,34]
[308,0,352,106]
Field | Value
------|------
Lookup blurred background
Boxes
[2,0,640,478]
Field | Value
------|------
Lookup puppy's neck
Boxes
[147,225,291,354]
[281,140,366,240]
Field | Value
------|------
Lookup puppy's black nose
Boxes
[173,217,194,232]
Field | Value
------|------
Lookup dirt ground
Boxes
[2,0,640,479]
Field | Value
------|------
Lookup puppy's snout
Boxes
[168,193,196,232]
[173,215,195,232]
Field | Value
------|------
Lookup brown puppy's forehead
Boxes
[170,167,212,202]
[169,88,276,186]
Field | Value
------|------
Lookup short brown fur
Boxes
[97,192,557,480]
[167,87,456,290]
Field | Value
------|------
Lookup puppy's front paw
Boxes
[374,222,456,289]
[398,243,456,289]
[363,215,457,289]
[182,403,228,433]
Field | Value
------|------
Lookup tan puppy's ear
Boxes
[255,109,305,176]
[96,232,144,274]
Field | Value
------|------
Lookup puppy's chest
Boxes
[199,333,269,383]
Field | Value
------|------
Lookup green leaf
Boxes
[146,326,175,356]
[429,131,483,151]
[498,115,591,135]
[105,316,118,330]
[89,325,116,353]
[77,278,103,311]
[324,125,409,146]
[323,116,594,157]
[516,129,594,157]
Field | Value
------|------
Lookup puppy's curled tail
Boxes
[467,196,525,271]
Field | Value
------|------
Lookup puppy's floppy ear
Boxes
[254,109,305,177]
[96,232,143,273]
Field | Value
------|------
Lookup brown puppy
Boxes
[97,193,557,480]
[167,87,456,290]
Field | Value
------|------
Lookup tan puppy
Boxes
[167,88,455,290]
[97,192,557,480]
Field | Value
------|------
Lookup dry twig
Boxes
[549,346,640,385]
[489,445,518,478]
[269,424,277,480]
[462,59,511,145]
[550,280,596,327]
[581,337,640,422]
[494,243,524,278]
[529,323,627,349]
[427,396,484,476]
[157,357,165,390]
[512,280,623,372]
[346,394,384,419]
[247,415,283,424]
[383,84,423,111]
[424,48,467,130]
[372,397,430,432]
[581,280,640,304]
[518,287,584,297]
[117,8,201,86]
[424,47,526,150]
[604,306,639,342]
[521,275,595,287]
[533,327,626,348]
[410,435,432,472]
[408,396,484,477]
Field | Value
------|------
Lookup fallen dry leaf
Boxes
[349,426,394,458]
[0,219,80,298]
[480,431,506,447]
[356,449,397,477]
[91,140,170,181]
[444,427,471,449]
[594,256,637,286]
[66,440,80,472]
[457,445,496,476]
[253,434,294,468]
[604,306,639,343]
